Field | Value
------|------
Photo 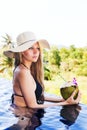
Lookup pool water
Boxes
[0,78,87,130]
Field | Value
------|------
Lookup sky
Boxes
[0,0,87,48]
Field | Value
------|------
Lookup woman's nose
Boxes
[33,48,38,53]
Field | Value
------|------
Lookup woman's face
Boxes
[22,42,40,63]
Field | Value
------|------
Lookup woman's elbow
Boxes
[28,103,38,109]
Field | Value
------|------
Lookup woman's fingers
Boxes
[75,91,82,103]
[66,90,82,105]
[71,89,77,98]
[72,90,81,104]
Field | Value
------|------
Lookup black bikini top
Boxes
[35,80,43,100]
[12,80,44,104]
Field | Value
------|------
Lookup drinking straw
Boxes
[58,73,67,82]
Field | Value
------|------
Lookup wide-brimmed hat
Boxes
[3,31,50,58]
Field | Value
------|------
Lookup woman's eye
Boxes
[28,47,33,50]
[28,47,40,50]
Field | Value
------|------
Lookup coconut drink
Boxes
[60,78,79,100]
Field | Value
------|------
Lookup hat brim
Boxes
[3,39,50,58]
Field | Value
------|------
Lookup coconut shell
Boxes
[60,86,79,100]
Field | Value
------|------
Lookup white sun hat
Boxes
[3,31,50,58]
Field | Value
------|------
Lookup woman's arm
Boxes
[18,70,81,109]
[44,95,64,102]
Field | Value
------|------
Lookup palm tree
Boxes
[0,34,14,78]
[2,33,12,44]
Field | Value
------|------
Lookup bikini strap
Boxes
[11,93,23,104]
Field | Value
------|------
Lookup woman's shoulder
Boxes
[14,65,31,78]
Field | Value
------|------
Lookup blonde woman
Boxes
[4,31,81,128]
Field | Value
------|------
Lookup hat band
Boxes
[18,39,36,46]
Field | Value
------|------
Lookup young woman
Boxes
[4,31,81,118]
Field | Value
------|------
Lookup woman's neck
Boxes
[21,63,30,70]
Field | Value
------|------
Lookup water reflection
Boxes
[5,109,44,130]
[60,104,81,127]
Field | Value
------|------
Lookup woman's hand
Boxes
[65,90,82,105]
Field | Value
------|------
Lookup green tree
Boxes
[49,46,61,67]
[0,34,14,78]
[59,47,69,61]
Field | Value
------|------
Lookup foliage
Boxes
[44,65,52,80]
[43,49,49,63]
[0,34,14,77]
[1,33,13,47]
[75,63,87,76]
[0,48,14,78]
[43,45,87,80]
[59,47,69,61]
[48,46,61,66]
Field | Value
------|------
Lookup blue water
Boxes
[0,78,87,130]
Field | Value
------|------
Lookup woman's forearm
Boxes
[44,95,64,102]
[29,100,68,109]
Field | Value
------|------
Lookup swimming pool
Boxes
[0,78,87,130]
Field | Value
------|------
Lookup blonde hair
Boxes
[14,47,44,91]
[31,49,44,90]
